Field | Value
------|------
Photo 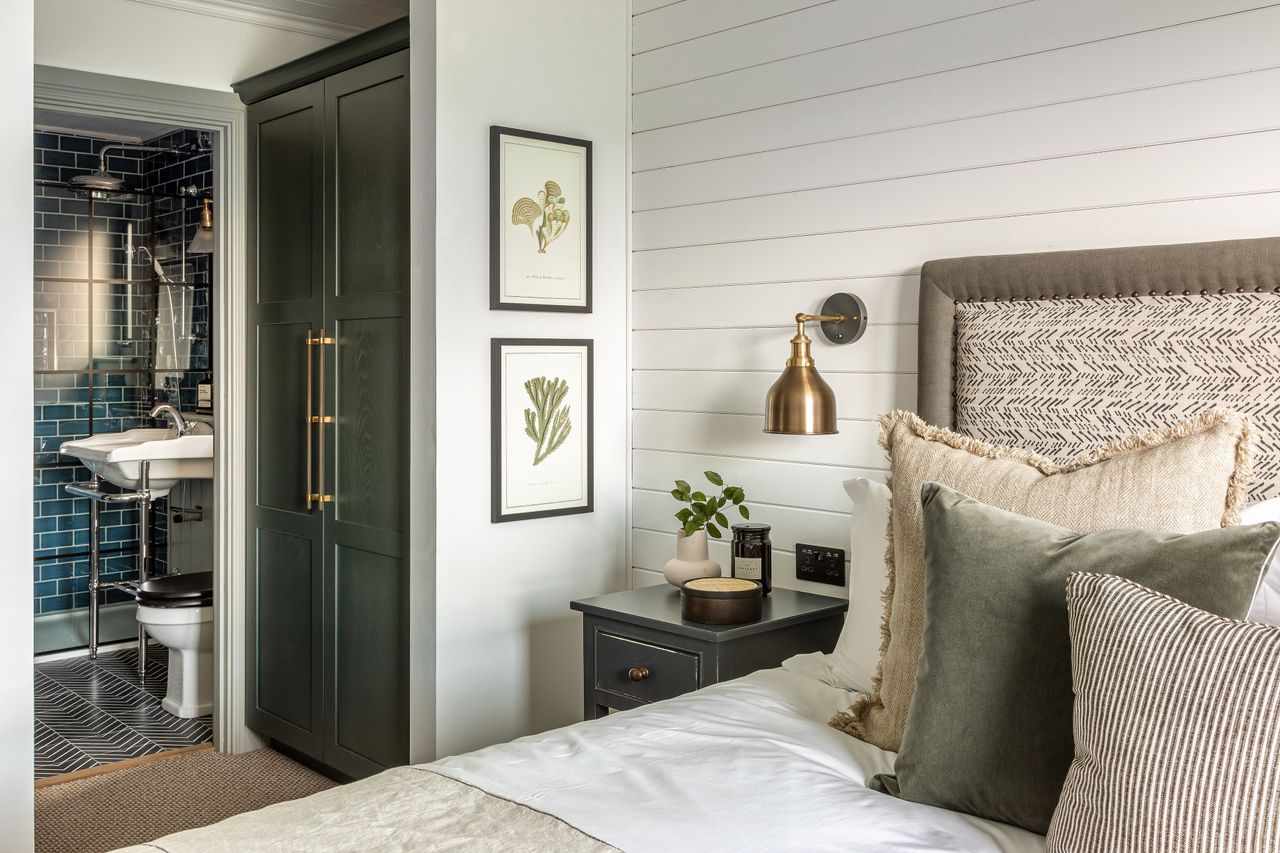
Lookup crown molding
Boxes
[123,0,370,40]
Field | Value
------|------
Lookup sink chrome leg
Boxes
[137,461,151,680]
[88,476,101,661]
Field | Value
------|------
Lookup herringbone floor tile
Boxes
[34,645,212,779]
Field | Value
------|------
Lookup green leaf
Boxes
[739,505,750,519]
[715,512,728,528]
[683,521,698,537]
[675,480,691,493]
[704,471,724,486]
[671,489,685,501]
[731,489,744,505]
[706,523,722,539]
[675,508,692,522]
[704,497,718,512]
[692,502,707,515]
[691,491,706,502]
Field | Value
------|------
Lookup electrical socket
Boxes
[796,543,846,586]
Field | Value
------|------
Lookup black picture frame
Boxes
[491,338,595,523]
[490,125,593,313]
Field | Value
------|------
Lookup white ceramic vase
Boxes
[663,529,722,588]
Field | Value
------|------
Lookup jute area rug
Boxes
[36,747,336,853]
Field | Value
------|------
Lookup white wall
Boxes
[433,0,629,756]
[628,0,1280,591]
[3,2,36,848]
[407,0,437,764]
[35,0,337,90]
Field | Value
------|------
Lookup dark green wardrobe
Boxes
[236,20,409,780]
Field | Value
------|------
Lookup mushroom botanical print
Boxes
[523,376,572,465]
[511,180,571,253]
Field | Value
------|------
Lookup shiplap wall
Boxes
[628,0,1280,591]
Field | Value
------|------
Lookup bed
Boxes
[122,235,1280,852]
[121,655,1042,852]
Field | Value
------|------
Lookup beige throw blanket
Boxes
[115,766,616,853]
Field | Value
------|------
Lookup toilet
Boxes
[135,571,214,718]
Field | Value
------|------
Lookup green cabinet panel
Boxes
[334,317,404,530]
[255,322,312,515]
[332,71,409,297]
[253,529,319,735]
[254,89,322,305]
[247,47,409,780]
[331,545,406,775]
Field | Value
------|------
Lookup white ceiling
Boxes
[34,109,182,143]
[130,0,408,39]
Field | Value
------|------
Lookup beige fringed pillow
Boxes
[831,409,1252,752]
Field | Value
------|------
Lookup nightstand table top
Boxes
[571,583,848,643]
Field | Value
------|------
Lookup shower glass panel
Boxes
[33,176,213,634]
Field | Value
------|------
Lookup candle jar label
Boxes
[734,557,762,580]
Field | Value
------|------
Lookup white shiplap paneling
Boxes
[632,0,1020,93]
[633,5,1280,170]
[629,0,1280,595]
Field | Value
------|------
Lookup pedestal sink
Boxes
[61,426,213,497]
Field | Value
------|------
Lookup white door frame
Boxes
[34,66,263,753]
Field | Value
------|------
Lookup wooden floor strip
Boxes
[35,743,212,789]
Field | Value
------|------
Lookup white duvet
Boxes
[126,654,1044,852]
[435,653,1043,853]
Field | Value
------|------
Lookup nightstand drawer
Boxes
[594,631,699,704]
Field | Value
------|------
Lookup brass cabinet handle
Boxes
[304,326,313,510]
[628,666,650,682]
[305,327,335,508]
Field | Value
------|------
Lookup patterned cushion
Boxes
[954,293,1280,503]
[1049,573,1280,853]
[830,409,1253,753]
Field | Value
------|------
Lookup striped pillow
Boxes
[1049,573,1280,853]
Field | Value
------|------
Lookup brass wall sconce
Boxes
[763,293,867,435]
[187,198,214,255]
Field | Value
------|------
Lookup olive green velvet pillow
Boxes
[869,483,1280,835]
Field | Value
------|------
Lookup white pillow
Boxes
[1242,496,1280,626]
[829,478,891,692]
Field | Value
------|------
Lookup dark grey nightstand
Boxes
[570,584,848,720]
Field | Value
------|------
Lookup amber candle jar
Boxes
[731,523,773,595]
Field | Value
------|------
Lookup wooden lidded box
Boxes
[680,577,763,625]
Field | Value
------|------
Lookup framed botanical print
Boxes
[491,338,594,523]
[490,126,592,313]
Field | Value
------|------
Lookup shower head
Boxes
[69,169,128,191]
[67,138,202,196]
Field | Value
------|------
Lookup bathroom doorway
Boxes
[32,66,258,780]
[32,114,218,778]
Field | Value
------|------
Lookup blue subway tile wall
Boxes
[33,128,214,619]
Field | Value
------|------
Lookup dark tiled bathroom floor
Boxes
[34,645,212,779]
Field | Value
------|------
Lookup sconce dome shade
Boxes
[764,364,839,435]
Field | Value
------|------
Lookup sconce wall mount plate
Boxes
[818,292,867,345]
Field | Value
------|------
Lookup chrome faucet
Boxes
[150,404,193,436]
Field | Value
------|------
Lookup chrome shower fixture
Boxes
[68,136,213,193]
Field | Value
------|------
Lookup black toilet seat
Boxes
[137,571,213,608]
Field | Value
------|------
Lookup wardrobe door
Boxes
[320,50,410,778]
[245,81,327,759]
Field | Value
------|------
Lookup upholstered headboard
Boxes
[916,237,1280,501]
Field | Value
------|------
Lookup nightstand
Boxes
[570,584,848,719]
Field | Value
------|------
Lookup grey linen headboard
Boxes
[916,236,1280,501]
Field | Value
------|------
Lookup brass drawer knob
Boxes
[628,666,650,682]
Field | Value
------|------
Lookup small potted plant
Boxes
[663,471,751,587]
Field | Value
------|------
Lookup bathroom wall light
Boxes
[763,293,867,435]
[187,198,214,255]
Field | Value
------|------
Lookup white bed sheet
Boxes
[433,653,1046,853]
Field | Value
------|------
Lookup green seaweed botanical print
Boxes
[511,180,571,253]
[523,376,572,465]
